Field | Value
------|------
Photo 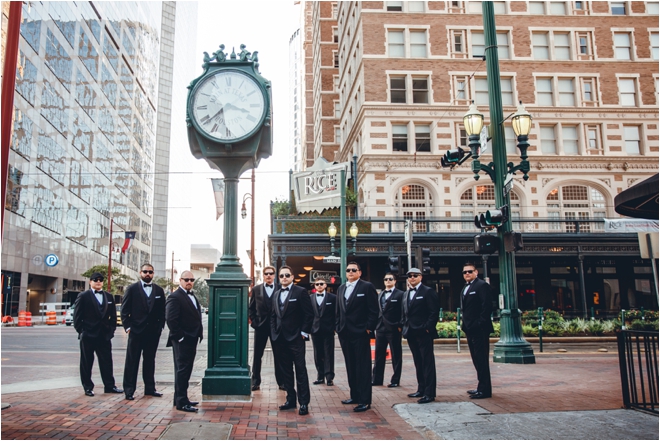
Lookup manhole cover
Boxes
[159,422,232,440]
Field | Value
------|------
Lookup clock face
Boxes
[191,70,266,142]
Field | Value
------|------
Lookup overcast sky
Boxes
[165,1,301,278]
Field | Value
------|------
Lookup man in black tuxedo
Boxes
[166,271,203,413]
[336,261,379,412]
[310,277,336,386]
[73,272,123,397]
[121,263,166,400]
[461,262,494,400]
[372,272,404,388]
[270,266,314,415]
[402,268,439,404]
[248,265,282,391]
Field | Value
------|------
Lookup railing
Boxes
[272,216,607,235]
[617,330,659,414]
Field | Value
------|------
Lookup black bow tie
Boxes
[281,288,289,292]
[95,290,102,294]
[187,291,194,295]
[316,293,324,297]
[409,289,416,293]
[143,284,152,287]
[383,290,391,294]
[266,284,273,289]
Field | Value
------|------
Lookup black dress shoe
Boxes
[125,394,135,400]
[417,396,435,404]
[177,404,198,412]
[251,385,260,391]
[313,379,325,385]
[469,392,491,399]
[341,398,355,405]
[326,380,334,386]
[467,389,479,395]
[105,386,123,394]
[407,392,423,398]
[279,385,286,391]
[388,383,399,388]
[299,404,309,415]
[188,401,199,406]
[146,391,163,397]
[279,400,296,410]
[84,390,94,397]
[353,404,370,412]
[371,382,383,386]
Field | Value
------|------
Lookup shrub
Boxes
[436,321,465,338]
[490,322,500,338]
[441,311,457,322]
[601,320,617,334]
[522,324,539,337]
[586,320,604,336]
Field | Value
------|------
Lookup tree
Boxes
[81,265,134,296]
[153,276,176,293]
[193,278,209,308]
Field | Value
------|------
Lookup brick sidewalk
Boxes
[2,344,624,440]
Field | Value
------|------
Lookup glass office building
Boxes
[2,2,196,316]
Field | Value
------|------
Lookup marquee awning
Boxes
[614,173,659,220]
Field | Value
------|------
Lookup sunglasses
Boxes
[346,268,359,273]
[181,278,195,282]
[279,273,291,278]
[141,270,154,274]
[264,272,275,276]
[314,282,326,286]
[383,277,394,281]
[462,270,474,274]
[91,278,103,282]
[407,274,421,278]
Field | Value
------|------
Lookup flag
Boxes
[212,178,225,220]
[121,231,136,253]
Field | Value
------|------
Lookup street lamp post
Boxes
[240,169,256,288]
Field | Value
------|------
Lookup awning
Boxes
[614,173,659,220]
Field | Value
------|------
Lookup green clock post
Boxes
[186,44,272,398]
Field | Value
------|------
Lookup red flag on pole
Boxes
[121,231,136,253]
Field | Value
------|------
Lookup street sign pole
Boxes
[405,220,412,269]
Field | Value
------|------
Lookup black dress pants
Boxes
[407,331,436,397]
[123,328,162,395]
[252,325,279,386]
[372,328,402,385]
[467,329,492,395]
[274,337,310,405]
[339,333,372,404]
[311,332,335,381]
[79,336,116,392]
[171,338,197,408]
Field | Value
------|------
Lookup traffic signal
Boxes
[440,147,466,168]
[414,247,431,274]
[474,205,509,229]
[474,234,499,254]
[504,231,523,252]
[388,256,400,276]
[398,254,409,274]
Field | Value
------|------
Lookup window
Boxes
[550,1,567,14]
[461,185,521,231]
[651,32,659,60]
[554,33,571,60]
[547,185,607,232]
[392,124,408,151]
[398,184,432,233]
[386,1,424,12]
[475,77,513,106]
[562,126,578,154]
[530,1,568,14]
[390,76,406,103]
[648,2,660,14]
[415,124,431,152]
[412,77,429,103]
[451,30,467,57]
[334,101,341,118]
[470,31,509,59]
[581,78,598,105]
[558,78,575,106]
[388,29,427,58]
[410,30,427,57]
[624,126,641,154]
[333,28,338,43]
[389,74,430,104]
[334,127,341,144]
[386,1,403,11]
[577,32,594,59]
[458,125,467,147]
[618,78,637,106]
[471,31,485,58]
[388,30,405,57]
[408,2,425,12]
[532,32,550,59]
[454,76,470,104]
[504,126,516,154]
[536,78,553,105]
[540,126,557,154]
[534,31,572,60]
[611,2,626,15]
[333,51,339,68]
[500,78,514,105]
[497,32,510,59]
[614,32,632,60]
[529,2,545,14]
[586,125,602,154]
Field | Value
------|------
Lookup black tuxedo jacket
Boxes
[461,277,495,335]
[376,288,404,331]
[402,283,440,339]
[270,284,313,342]
[249,282,279,329]
[310,292,336,334]
[121,281,166,334]
[335,279,379,339]
[73,289,117,340]
[165,288,203,347]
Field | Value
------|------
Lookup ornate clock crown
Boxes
[202,44,260,71]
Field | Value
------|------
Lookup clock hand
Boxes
[223,102,250,114]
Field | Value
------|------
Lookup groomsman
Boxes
[310,277,336,386]
[121,263,166,400]
[248,265,281,391]
[270,266,314,415]
[402,268,439,404]
[372,272,404,388]
[336,261,379,412]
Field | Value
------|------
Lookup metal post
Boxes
[621,309,626,330]
[353,154,359,219]
[107,219,113,293]
[578,253,588,319]
[250,168,256,288]
[171,251,175,291]
[538,307,543,353]
[340,170,347,282]
[456,307,462,353]
[483,1,535,364]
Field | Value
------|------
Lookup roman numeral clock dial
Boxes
[191,70,265,142]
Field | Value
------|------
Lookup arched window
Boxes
[395,184,432,232]
[460,185,520,230]
[547,185,606,232]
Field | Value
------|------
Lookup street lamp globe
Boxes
[328,222,337,238]
[241,203,247,219]
[511,101,532,137]
[463,101,484,136]
[349,223,359,238]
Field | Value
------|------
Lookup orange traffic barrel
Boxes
[46,310,57,325]
[370,337,392,361]
[1,315,13,324]
[17,311,26,327]
[25,311,32,327]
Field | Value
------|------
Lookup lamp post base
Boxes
[492,308,536,364]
